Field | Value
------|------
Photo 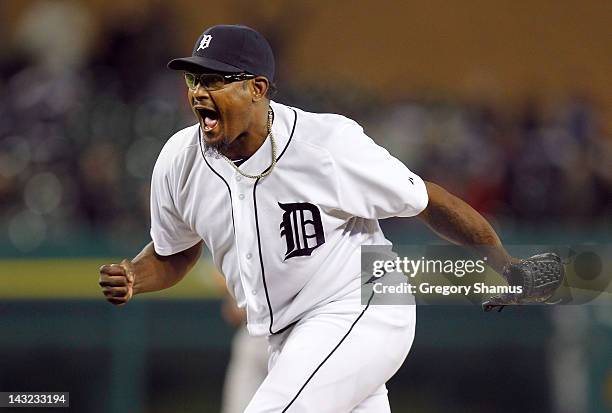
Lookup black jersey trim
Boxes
[277,108,298,162]
[253,185,275,335]
[282,291,375,412]
[198,128,236,234]
[274,319,299,335]
[253,108,298,335]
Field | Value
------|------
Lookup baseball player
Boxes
[98,25,561,412]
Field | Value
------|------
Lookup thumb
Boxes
[119,259,135,285]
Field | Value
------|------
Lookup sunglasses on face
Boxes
[184,72,256,91]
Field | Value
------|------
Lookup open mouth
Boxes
[195,107,219,132]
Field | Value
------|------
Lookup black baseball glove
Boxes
[482,253,565,312]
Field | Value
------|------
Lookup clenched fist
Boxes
[98,259,135,306]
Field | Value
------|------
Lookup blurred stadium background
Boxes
[0,0,611,412]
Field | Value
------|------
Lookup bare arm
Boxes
[130,240,203,295]
[99,240,203,305]
[418,181,512,273]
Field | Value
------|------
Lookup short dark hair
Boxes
[266,82,278,99]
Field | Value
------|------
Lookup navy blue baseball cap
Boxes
[168,24,275,81]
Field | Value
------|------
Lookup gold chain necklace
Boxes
[221,108,276,180]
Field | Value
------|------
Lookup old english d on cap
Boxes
[168,24,275,81]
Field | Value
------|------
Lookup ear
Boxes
[251,76,269,101]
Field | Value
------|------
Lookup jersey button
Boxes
[246,253,252,259]
[235,175,242,182]
[251,290,257,295]
[238,194,245,200]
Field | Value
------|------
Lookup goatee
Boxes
[202,130,231,157]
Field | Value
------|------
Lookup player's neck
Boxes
[221,104,270,161]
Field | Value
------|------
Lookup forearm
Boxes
[130,241,203,295]
[418,181,511,273]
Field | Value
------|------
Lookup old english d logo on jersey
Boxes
[279,202,325,260]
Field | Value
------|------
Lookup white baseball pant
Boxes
[245,293,416,412]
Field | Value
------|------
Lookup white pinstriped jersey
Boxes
[150,101,428,336]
